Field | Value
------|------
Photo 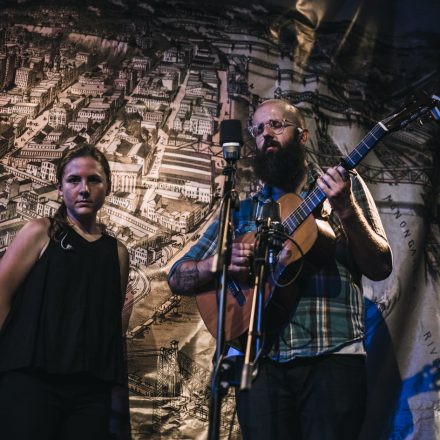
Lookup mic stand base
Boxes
[208,354,237,440]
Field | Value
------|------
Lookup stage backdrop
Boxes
[0,0,439,438]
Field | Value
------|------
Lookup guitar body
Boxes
[195,193,335,342]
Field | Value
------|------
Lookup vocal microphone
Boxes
[210,119,242,273]
[220,119,243,162]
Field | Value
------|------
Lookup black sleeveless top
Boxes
[0,226,124,384]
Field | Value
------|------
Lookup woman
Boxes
[0,144,130,439]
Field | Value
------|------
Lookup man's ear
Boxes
[299,128,309,144]
[58,184,63,198]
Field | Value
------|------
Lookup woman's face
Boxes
[58,156,109,222]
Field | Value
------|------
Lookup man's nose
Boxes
[262,128,275,143]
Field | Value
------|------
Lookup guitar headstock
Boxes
[382,92,440,132]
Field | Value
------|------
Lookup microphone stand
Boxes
[240,217,284,390]
[239,217,270,390]
[208,158,239,440]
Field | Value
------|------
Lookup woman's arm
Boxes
[117,241,131,334]
[0,218,50,329]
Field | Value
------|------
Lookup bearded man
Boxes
[167,99,392,439]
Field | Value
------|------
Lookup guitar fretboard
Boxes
[283,123,388,235]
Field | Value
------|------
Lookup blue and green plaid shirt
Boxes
[168,163,388,361]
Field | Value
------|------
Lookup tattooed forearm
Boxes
[169,261,200,295]
[168,257,215,296]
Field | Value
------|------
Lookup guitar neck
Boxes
[283,122,388,235]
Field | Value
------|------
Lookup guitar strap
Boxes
[251,193,262,220]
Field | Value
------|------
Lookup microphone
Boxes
[220,119,242,162]
[256,199,281,224]
[256,200,284,266]
[210,120,242,274]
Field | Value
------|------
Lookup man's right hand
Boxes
[168,243,255,296]
[228,242,254,283]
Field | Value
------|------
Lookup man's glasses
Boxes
[248,119,300,138]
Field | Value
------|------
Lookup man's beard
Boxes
[253,139,307,192]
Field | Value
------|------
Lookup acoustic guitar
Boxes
[196,92,440,342]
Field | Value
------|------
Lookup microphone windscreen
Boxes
[256,200,281,223]
[220,119,243,145]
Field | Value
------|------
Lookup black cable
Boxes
[269,232,304,288]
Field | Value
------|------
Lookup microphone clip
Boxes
[255,199,285,267]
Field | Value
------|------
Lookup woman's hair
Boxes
[49,144,111,240]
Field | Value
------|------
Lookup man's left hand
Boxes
[317,165,354,220]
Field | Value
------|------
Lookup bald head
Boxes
[253,99,306,130]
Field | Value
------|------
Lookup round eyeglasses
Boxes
[248,119,299,138]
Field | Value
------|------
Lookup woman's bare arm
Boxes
[117,241,131,334]
[0,218,50,329]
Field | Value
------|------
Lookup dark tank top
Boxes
[0,226,124,384]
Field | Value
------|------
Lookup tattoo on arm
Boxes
[171,262,200,295]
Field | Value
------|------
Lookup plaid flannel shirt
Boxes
[168,163,388,361]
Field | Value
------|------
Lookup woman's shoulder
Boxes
[0,218,51,286]
[16,218,51,256]
[19,218,51,241]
